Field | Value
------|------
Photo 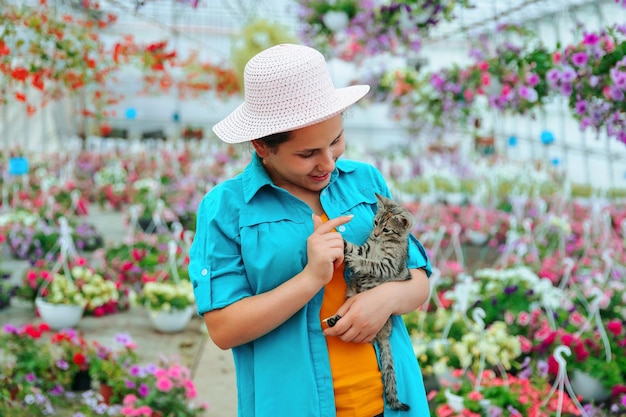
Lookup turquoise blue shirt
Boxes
[189,153,432,417]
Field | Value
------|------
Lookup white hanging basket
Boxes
[147,306,195,333]
[466,230,489,246]
[570,370,611,402]
[35,298,84,330]
[444,192,465,206]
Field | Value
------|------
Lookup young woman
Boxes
[189,43,432,417]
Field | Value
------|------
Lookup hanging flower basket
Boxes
[465,229,489,246]
[570,370,611,402]
[147,305,195,333]
[35,297,84,330]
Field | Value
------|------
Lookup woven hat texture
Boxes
[213,44,370,143]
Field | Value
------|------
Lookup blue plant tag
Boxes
[8,157,29,175]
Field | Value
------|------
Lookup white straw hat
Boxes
[212,44,370,143]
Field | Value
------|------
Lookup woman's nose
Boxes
[319,150,335,171]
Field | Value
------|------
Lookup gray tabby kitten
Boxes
[332,193,415,411]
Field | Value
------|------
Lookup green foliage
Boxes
[230,18,297,88]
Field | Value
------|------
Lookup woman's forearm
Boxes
[384,268,431,316]
[204,268,323,350]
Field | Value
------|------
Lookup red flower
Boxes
[0,40,10,56]
[607,320,623,336]
[73,352,87,366]
[23,324,42,339]
[11,68,29,81]
[612,384,626,396]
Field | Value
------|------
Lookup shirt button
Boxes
[321,190,328,197]
[338,225,346,232]
[201,268,208,276]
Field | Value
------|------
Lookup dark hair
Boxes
[254,130,292,152]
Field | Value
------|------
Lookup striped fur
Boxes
[343,193,414,412]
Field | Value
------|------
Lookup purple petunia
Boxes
[575,100,588,115]
[560,83,573,96]
[2,324,18,334]
[138,383,150,397]
[610,86,624,101]
[526,72,540,86]
[546,68,561,86]
[560,66,577,83]
[518,86,538,102]
[129,364,142,377]
[583,32,599,45]
[571,52,588,67]
[611,68,626,89]
[114,332,133,346]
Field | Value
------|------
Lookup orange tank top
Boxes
[319,214,384,417]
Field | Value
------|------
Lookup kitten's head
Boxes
[371,193,415,240]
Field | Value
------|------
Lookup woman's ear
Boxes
[251,140,269,158]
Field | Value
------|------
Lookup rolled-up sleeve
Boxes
[188,193,252,315]
[407,234,432,277]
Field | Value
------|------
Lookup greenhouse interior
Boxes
[1,0,626,416]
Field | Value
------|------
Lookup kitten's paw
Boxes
[388,401,410,412]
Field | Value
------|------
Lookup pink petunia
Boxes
[467,391,483,401]
[156,376,174,392]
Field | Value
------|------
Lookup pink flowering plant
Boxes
[296,0,471,62]
[118,359,208,417]
[429,368,582,417]
[534,316,626,393]
[548,23,626,144]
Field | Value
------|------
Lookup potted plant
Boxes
[47,328,94,393]
[136,246,197,333]
[35,269,88,330]
[89,333,139,405]
[0,322,52,400]
[136,278,196,333]
[539,321,626,402]
[119,359,208,417]
[429,368,584,416]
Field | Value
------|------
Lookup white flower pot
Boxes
[147,306,195,333]
[444,390,465,412]
[466,230,489,246]
[420,193,439,206]
[444,192,465,206]
[570,370,611,402]
[35,298,84,330]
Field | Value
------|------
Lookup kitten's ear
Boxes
[375,193,387,207]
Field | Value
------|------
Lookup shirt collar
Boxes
[241,152,356,204]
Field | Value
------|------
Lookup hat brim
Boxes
[212,84,370,144]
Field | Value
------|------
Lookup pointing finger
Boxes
[313,214,353,234]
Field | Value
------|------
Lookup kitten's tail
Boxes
[377,336,410,412]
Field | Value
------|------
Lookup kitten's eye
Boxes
[382,228,389,233]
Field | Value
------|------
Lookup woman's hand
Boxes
[304,214,353,287]
[323,286,393,343]
[323,268,429,343]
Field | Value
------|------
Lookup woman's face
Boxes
[254,114,345,196]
